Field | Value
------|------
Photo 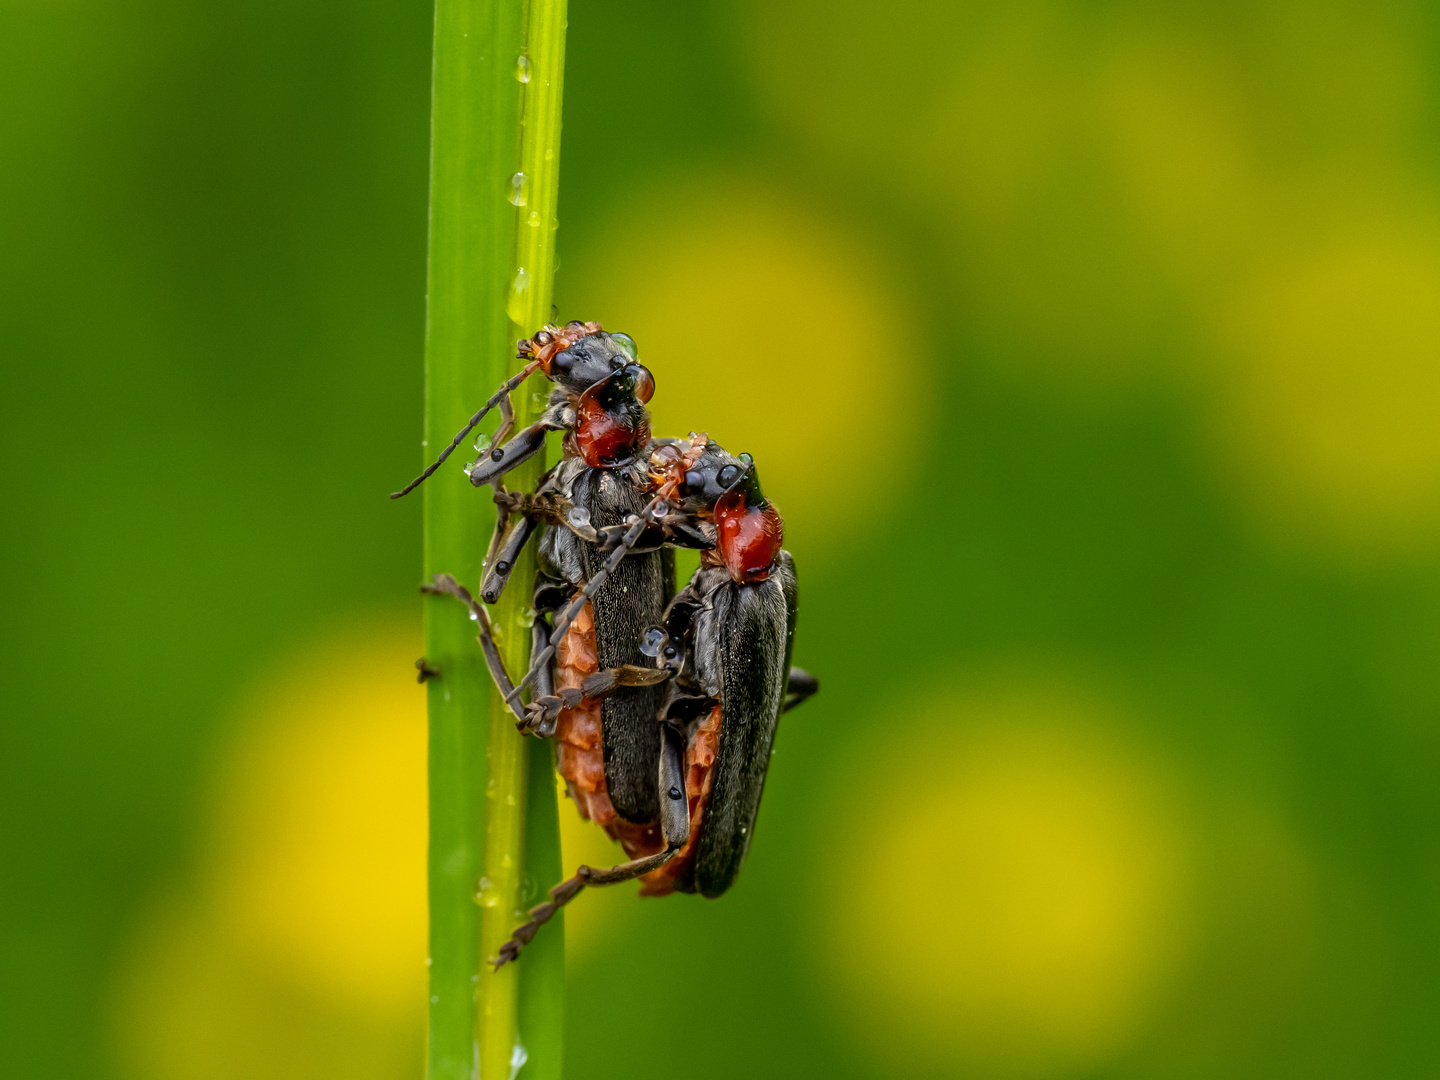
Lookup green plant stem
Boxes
[423,0,570,1075]
[479,2,571,1077]
[505,0,567,330]
[419,0,565,1078]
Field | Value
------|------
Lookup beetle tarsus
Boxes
[491,846,681,969]
[420,574,528,724]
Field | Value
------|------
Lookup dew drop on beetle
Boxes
[611,332,638,360]
[639,626,667,657]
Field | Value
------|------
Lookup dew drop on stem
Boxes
[508,172,528,207]
[506,267,529,322]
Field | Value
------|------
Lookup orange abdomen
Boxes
[553,599,663,860]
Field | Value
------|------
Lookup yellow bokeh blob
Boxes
[562,178,913,540]
[111,621,430,1080]
[112,618,643,1080]
[1219,214,1440,561]
[209,626,430,1015]
[820,679,1192,1075]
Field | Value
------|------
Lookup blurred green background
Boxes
[6,0,1440,1077]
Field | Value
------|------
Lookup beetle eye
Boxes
[550,348,575,378]
[716,463,741,490]
[683,470,705,494]
[610,332,638,360]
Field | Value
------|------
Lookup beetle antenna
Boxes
[390,360,542,499]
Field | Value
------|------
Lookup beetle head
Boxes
[520,322,653,399]
[520,322,656,468]
[660,439,782,583]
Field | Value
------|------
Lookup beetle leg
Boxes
[491,844,681,968]
[505,496,668,708]
[492,721,690,968]
[657,723,690,848]
[479,513,539,604]
[491,389,517,450]
[581,664,672,698]
[782,667,819,713]
[466,420,553,488]
[420,574,528,725]
[519,615,563,738]
[481,490,513,576]
[521,664,669,736]
[391,359,542,498]
[501,489,604,546]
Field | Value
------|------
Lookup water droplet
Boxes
[639,627,666,657]
[740,826,747,834]
[522,875,538,902]
[506,793,516,806]
[526,210,541,229]
[507,171,528,207]
[611,333,638,359]
[476,876,500,908]
[473,432,492,453]
[468,610,478,622]
[506,267,529,322]
[544,147,554,161]
[550,215,559,232]
[514,54,531,83]
[519,607,537,628]
[509,1042,529,1080]
[567,505,591,529]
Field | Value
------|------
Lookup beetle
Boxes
[489,436,817,963]
[389,319,651,501]
[407,322,686,835]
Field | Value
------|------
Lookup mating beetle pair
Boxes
[396,321,817,965]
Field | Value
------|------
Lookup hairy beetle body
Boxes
[665,553,798,896]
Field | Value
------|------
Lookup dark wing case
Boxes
[579,467,673,823]
[687,551,798,898]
